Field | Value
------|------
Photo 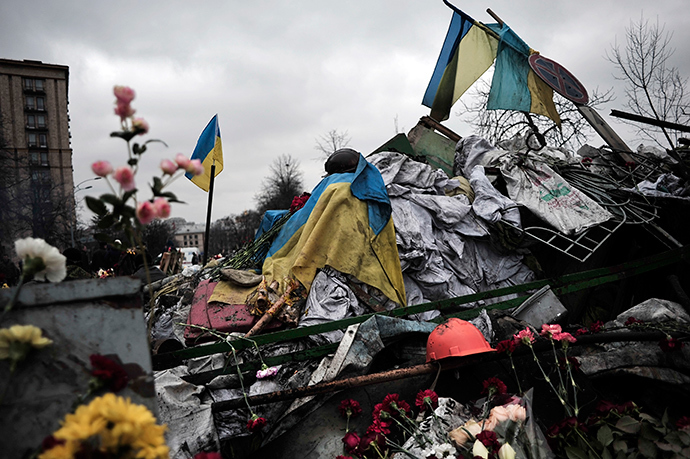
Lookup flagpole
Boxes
[203,162,216,265]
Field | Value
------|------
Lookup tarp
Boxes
[262,153,406,306]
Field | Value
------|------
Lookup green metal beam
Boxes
[153,245,689,370]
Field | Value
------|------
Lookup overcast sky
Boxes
[2,1,689,224]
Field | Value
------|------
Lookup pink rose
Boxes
[175,153,191,170]
[132,117,149,135]
[113,166,135,191]
[187,159,205,176]
[113,86,135,104]
[91,161,113,177]
[114,101,135,120]
[160,159,178,175]
[489,406,511,425]
[505,404,527,422]
[136,201,156,225]
[153,197,170,219]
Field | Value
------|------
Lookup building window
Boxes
[26,96,35,110]
[27,115,35,128]
[30,151,49,166]
[23,78,45,92]
[38,133,47,148]
[31,169,51,184]
[37,114,46,128]
[36,97,45,111]
[28,132,37,147]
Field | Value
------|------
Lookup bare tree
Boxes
[459,80,613,150]
[255,154,305,213]
[315,129,351,159]
[208,210,262,256]
[607,15,690,149]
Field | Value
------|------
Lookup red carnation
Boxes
[659,337,685,352]
[338,399,362,418]
[589,321,604,333]
[676,416,690,431]
[366,417,392,435]
[90,354,129,392]
[193,453,222,459]
[495,339,517,354]
[342,431,361,453]
[481,377,507,396]
[575,328,588,336]
[379,393,410,418]
[476,430,500,451]
[336,456,354,459]
[624,317,644,326]
[415,389,439,412]
[247,416,267,432]
[359,431,386,455]
[289,193,311,212]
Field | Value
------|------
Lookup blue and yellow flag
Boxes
[485,25,560,125]
[186,115,223,192]
[262,154,406,307]
[422,9,498,122]
[423,9,560,125]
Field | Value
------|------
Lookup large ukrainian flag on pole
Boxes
[186,114,223,191]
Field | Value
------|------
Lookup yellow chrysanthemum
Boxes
[0,324,52,361]
[43,393,169,459]
[37,442,79,459]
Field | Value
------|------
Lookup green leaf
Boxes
[601,447,613,459]
[565,446,589,459]
[678,431,690,446]
[100,193,121,206]
[122,189,137,203]
[655,441,674,452]
[662,409,669,428]
[110,130,136,142]
[85,196,108,216]
[121,204,136,219]
[612,440,628,454]
[616,416,641,434]
[128,158,138,167]
[97,214,115,229]
[132,143,147,155]
[159,191,184,203]
[598,425,614,447]
[641,421,662,442]
[152,177,163,194]
[638,438,656,458]
[639,413,661,426]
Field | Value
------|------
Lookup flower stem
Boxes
[229,340,255,417]
[1,274,24,319]
[529,345,573,417]
[0,367,15,405]
[550,340,568,401]
[508,354,523,394]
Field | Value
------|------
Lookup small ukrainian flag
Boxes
[186,114,223,191]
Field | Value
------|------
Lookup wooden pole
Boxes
[203,162,216,265]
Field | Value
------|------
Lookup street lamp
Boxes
[71,177,102,247]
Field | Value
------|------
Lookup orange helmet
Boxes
[426,318,495,362]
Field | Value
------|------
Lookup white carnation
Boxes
[15,238,67,282]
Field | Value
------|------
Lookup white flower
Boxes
[498,442,517,459]
[433,443,457,457]
[15,238,66,282]
[420,446,436,458]
[472,439,490,459]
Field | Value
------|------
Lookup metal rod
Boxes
[486,8,504,27]
[203,162,216,265]
[210,330,679,412]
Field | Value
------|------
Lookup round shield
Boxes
[529,54,588,105]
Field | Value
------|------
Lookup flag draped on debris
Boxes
[422,8,560,125]
[262,154,407,307]
[186,114,223,192]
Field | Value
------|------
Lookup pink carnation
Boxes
[113,166,135,191]
[113,86,135,104]
[91,160,113,177]
[136,201,156,225]
[132,117,149,135]
[553,332,576,344]
[540,324,562,339]
[514,328,535,346]
[153,197,171,219]
[114,101,135,120]
[175,153,191,170]
[160,159,178,175]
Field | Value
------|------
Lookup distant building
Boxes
[174,222,205,255]
[0,58,74,253]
